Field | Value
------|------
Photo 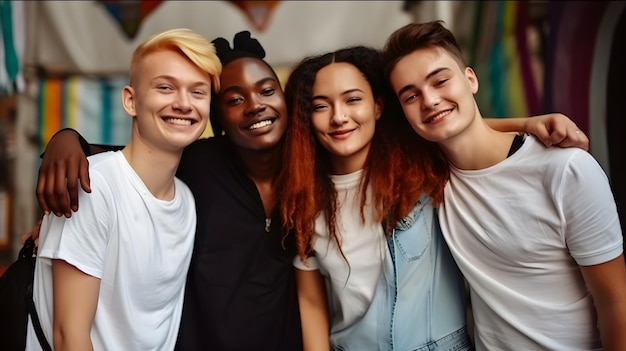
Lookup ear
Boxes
[121,85,136,117]
[465,67,479,94]
[374,97,384,121]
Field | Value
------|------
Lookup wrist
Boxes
[54,128,90,156]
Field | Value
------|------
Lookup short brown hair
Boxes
[382,20,466,80]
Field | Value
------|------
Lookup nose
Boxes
[173,91,192,113]
[330,109,348,125]
[421,88,440,110]
[244,94,266,117]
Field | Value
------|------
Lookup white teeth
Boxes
[164,118,192,126]
[432,111,447,122]
[249,120,273,130]
[427,111,449,124]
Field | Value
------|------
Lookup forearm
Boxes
[300,301,331,351]
[43,128,122,158]
[90,143,123,154]
[597,302,626,350]
[52,260,99,351]
[484,117,527,133]
[580,254,626,350]
[53,327,94,351]
[296,268,330,351]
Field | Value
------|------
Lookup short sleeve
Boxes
[37,171,113,279]
[292,254,320,271]
[561,151,623,266]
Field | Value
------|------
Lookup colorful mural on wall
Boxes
[98,0,164,39]
[97,0,281,39]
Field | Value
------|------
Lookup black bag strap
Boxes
[23,237,52,351]
[26,284,52,351]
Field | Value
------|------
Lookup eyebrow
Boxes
[396,67,451,97]
[221,77,278,95]
[151,75,210,88]
[312,88,363,101]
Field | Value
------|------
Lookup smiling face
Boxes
[311,62,382,174]
[217,57,287,152]
[123,49,211,152]
[389,47,479,145]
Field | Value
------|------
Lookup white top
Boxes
[26,151,197,351]
[439,135,623,350]
[293,170,387,336]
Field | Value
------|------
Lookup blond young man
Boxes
[25,28,221,351]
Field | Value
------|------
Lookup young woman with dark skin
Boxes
[29,31,588,350]
[172,33,302,350]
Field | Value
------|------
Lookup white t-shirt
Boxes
[439,135,623,350]
[26,151,196,351]
[293,170,387,338]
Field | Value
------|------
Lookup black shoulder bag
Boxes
[0,237,52,351]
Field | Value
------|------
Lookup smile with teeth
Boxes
[425,109,451,124]
[164,117,193,126]
[249,119,273,130]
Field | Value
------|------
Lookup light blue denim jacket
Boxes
[331,194,471,351]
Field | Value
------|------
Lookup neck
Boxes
[122,141,181,200]
[440,118,516,171]
[329,145,370,175]
[235,144,282,183]
[235,144,282,218]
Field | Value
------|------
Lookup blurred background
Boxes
[0,0,624,268]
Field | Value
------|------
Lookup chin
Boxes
[238,138,282,152]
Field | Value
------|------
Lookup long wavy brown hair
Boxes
[278,46,448,264]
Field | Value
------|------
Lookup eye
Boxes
[347,96,362,104]
[157,85,173,91]
[312,103,328,112]
[223,95,243,106]
[404,93,419,104]
[435,78,448,86]
[261,87,275,96]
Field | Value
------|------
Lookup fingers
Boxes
[557,129,590,151]
[20,231,32,245]
[53,161,72,218]
[544,125,590,151]
[545,127,567,147]
[68,156,91,214]
[21,218,43,245]
[529,124,554,148]
[36,129,89,218]
[37,160,73,217]
[36,157,89,218]
[526,123,553,147]
[66,160,80,213]
[36,168,51,216]
[531,112,590,152]
[78,157,91,194]
[45,162,61,216]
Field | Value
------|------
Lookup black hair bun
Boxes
[233,31,266,59]
[211,31,266,65]
[211,37,233,62]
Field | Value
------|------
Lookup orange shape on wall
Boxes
[228,1,281,32]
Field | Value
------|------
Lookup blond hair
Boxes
[130,28,221,91]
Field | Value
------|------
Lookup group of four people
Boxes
[25,20,624,351]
